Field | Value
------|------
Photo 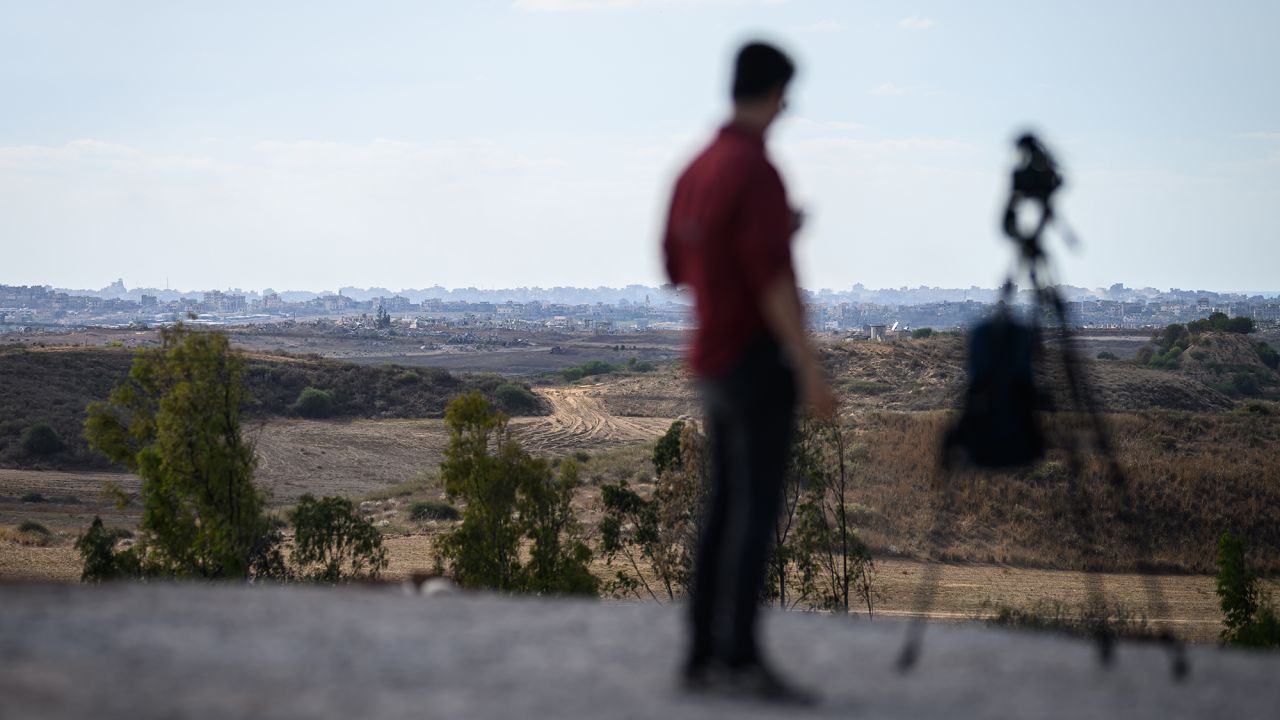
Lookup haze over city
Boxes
[3,1,1278,293]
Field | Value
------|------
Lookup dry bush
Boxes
[0,525,56,547]
[846,411,1280,574]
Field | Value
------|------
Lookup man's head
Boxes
[731,42,794,132]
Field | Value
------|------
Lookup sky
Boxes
[2,0,1278,294]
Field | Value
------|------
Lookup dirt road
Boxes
[509,386,673,454]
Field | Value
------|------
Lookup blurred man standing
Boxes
[662,41,836,702]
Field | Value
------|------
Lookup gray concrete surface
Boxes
[1,583,1277,719]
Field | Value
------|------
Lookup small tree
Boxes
[1217,532,1280,647]
[518,458,598,595]
[652,420,685,478]
[83,324,274,579]
[293,387,335,419]
[375,304,392,330]
[289,494,387,581]
[436,392,597,595]
[598,420,707,601]
[74,516,142,582]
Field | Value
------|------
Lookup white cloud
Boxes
[899,15,937,31]
[870,83,908,97]
[1240,131,1280,141]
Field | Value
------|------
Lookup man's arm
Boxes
[759,270,837,420]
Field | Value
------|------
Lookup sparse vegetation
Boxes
[981,596,1157,641]
[289,494,388,581]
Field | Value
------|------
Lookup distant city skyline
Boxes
[3,2,1278,292]
[13,277,1280,300]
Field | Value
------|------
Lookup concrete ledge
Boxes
[2,583,1278,719]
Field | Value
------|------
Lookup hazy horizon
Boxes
[3,2,1278,292]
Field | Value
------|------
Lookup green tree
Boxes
[74,516,142,582]
[289,494,388,581]
[20,422,64,456]
[652,420,685,478]
[600,420,706,601]
[375,304,392,330]
[83,324,275,579]
[1216,532,1280,647]
[518,457,598,595]
[436,391,597,595]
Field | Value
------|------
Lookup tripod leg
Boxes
[896,478,956,673]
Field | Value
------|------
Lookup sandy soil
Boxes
[509,386,673,454]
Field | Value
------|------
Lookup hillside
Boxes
[0,344,546,471]
[596,334,1250,419]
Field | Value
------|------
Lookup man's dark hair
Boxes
[732,42,795,101]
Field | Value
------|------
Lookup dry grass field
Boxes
[3,329,1277,645]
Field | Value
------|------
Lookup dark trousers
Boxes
[689,337,797,667]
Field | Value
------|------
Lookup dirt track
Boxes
[510,386,673,454]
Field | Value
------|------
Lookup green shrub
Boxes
[573,450,591,463]
[625,357,656,372]
[1188,312,1255,335]
[18,520,50,536]
[21,492,46,503]
[74,516,142,582]
[494,382,540,414]
[1096,351,1119,360]
[289,493,388,581]
[1257,342,1280,370]
[911,327,935,339]
[292,387,335,418]
[408,499,460,522]
[1217,532,1280,648]
[20,423,64,455]
[1233,373,1260,397]
[562,360,615,382]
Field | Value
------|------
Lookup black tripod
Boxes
[895,134,1189,681]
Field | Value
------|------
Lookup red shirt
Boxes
[663,123,796,377]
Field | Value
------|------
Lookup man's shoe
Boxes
[726,661,818,706]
